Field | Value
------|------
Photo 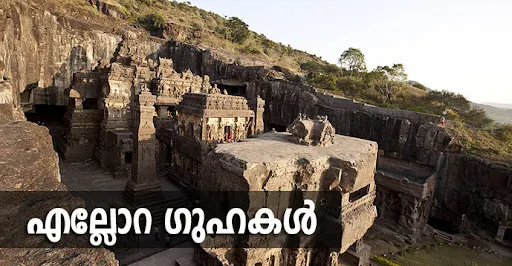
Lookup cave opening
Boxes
[25,104,66,125]
[125,152,132,164]
[217,84,247,97]
[427,217,459,235]
[25,104,67,151]
[166,144,172,163]
[264,123,287,133]
[504,228,512,243]
[82,98,98,109]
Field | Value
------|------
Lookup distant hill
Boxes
[471,103,512,124]
[407,80,431,91]
[482,102,512,110]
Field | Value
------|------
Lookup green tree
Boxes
[338,48,367,77]
[137,13,166,32]
[462,108,494,129]
[426,90,470,114]
[225,17,250,44]
[366,64,408,103]
[495,124,512,142]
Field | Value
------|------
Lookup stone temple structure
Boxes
[196,118,378,265]
[164,92,256,191]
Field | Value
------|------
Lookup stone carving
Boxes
[155,58,211,104]
[0,61,13,105]
[209,84,221,94]
[287,115,336,147]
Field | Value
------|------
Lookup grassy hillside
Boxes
[115,0,329,72]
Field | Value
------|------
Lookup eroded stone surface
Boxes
[0,104,118,265]
[199,132,378,265]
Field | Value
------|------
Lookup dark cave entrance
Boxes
[25,104,67,125]
[264,123,287,133]
[125,152,132,164]
[504,228,512,243]
[82,98,98,109]
[166,144,172,163]
[217,84,247,97]
[427,217,459,235]
[25,104,67,152]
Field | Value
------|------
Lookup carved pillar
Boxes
[248,95,265,136]
[496,226,507,242]
[114,150,127,179]
[124,88,162,206]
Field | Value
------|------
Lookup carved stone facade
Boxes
[95,63,134,170]
[56,53,214,178]
[374,155,437,243]
[58,71,102,162]
[165,92,255,191]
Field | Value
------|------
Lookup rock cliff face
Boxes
[432,153,512,237]
[0,102,118,264]
[246,81,458,168]
[0,0,169,110]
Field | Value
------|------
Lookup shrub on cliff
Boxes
[137,12,166,32]
[495,124,512,143]
[225,17,250,44]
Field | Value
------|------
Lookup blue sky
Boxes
[183,0,512,104]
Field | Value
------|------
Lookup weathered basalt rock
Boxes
[432,153,512,240]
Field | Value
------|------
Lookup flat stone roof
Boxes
[214,132,377,165]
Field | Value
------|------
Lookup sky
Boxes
[182,0,512,104]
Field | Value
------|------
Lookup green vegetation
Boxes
[302,47,512,163]
[108,0,328,72]
[389,245,512,266]
[137,12,165,32]
[372,255,400,266]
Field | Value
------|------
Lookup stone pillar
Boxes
[248,95,265,135]
[124,87,162,206]
[496,225,507,242]
[155,104,168,118]
[114,150,127,179]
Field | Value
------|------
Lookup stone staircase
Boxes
[433,229,453,243]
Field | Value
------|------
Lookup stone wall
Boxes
[248,80,455,168]
[432,153,512,239]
